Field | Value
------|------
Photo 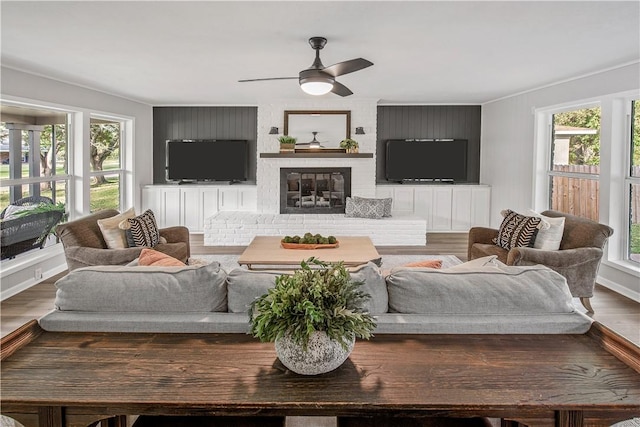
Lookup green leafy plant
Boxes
[249,257,376,350]
[283,232,336,244]
[278,135,297,146]
[339,138,359,149]
[11,202,67,219]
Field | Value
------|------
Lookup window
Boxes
[627,100,640,264]
[1,105,69,212]
[549,106,601,221]
[89,116,123,212]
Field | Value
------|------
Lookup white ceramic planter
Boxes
[275,331,355,375]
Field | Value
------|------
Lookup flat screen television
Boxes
[385,139,468,183]
[167,140,248,182]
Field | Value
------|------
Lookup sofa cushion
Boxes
[127,209,160,247]
[386,263,575,315]
[139,248,185,267]
[96,207,135,249]
[493,209,545,250]
[345,197,385,219]
[54,262,227,312]
[353,196,392,217]
[226,262,388,314]
[528,209,565,251]
[347,262,388,314]
[226,269,281,313]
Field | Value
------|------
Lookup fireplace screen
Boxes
[280,168,351,214]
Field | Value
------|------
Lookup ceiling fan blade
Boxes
[331,81,353,97]
[323,58,373,77]
[238,77,297,82]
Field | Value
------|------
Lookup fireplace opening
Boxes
[280,167,351,214]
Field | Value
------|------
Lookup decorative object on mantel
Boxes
[269,127,279,135]
[249,257,376,375]
[355,127,365,135]
[340,138,359,153]
[278,135,297,153]
[281,233,339,249]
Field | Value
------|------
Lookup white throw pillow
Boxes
[97,207,136,249]
[528,210,565,251]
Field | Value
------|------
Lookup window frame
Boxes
[88,114,126,212]
[624,99,640,264]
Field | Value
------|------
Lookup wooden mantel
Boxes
[260,152,373,158]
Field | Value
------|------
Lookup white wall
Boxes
[481,62,640,300]
[1,67,153,299]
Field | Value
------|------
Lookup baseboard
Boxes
[0,245,67,301]
[597,275,640,303]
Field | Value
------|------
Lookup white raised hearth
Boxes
[204,212,427,246]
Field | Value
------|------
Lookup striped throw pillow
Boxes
[492,209,543,250]
[127,209,160,247]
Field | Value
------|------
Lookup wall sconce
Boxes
[355,127,365,135]
[269,127,279,135]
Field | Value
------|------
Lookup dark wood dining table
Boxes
[1,320,639,427]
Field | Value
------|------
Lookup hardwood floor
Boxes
[2,233,638,345]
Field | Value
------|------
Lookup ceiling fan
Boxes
[238,37,373,97]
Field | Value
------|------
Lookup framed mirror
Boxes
[284,110,351,148]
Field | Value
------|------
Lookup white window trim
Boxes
[533,91,640,278]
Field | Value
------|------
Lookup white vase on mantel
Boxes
[275,331,355,375]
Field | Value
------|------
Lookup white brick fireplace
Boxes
[256,99,378,213]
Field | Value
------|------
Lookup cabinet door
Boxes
[218,188,239,211]
[451,187,473,231]
[414,187,433,229]
[471,186,491,227]
[161,188,181,228]
[431,187,453,230]
[201,187,219,227]
[238,187,257,211]
[180,188,201,231]
[142,186,163,223]
[392,187,415,214]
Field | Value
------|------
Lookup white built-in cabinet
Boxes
[375,184,491,231]
[142,185,257,232]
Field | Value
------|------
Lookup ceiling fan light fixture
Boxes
[300,80,333,96]
[299,71,334,96]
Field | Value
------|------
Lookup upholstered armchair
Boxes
[56,209,190,271]
[468,210,613,312]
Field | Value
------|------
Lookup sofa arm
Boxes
[159,226,190,258]
[63,246,143,271]
[467,227,498,260]
[507,247,604,298]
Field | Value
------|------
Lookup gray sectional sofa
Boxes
[39,256,592,334]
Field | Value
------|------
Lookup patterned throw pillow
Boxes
[492,209,544,250]
[345,197,385,219]
[127,209,160,247]
[353,196,392,217]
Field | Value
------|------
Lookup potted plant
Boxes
[278,135,297,153]
[339,138,359,153]
[249,257,376,375]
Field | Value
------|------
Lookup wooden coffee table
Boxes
[238,236,381,269]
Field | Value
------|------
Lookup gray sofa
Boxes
[39,256,592,334]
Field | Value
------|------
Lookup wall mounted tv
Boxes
[385,139,468,183]
[166,140,248,183]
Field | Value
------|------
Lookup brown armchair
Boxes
[468,210,613,313]
[56,209,190,271]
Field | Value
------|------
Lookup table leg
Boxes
[556,411,583,427]
[38,407,63,427]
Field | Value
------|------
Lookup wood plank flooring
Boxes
[2,233,638,345]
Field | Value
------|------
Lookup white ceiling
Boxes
[2,1,639,106]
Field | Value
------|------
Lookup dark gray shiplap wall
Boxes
[376,106,481,183]
[153,107,258,183]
